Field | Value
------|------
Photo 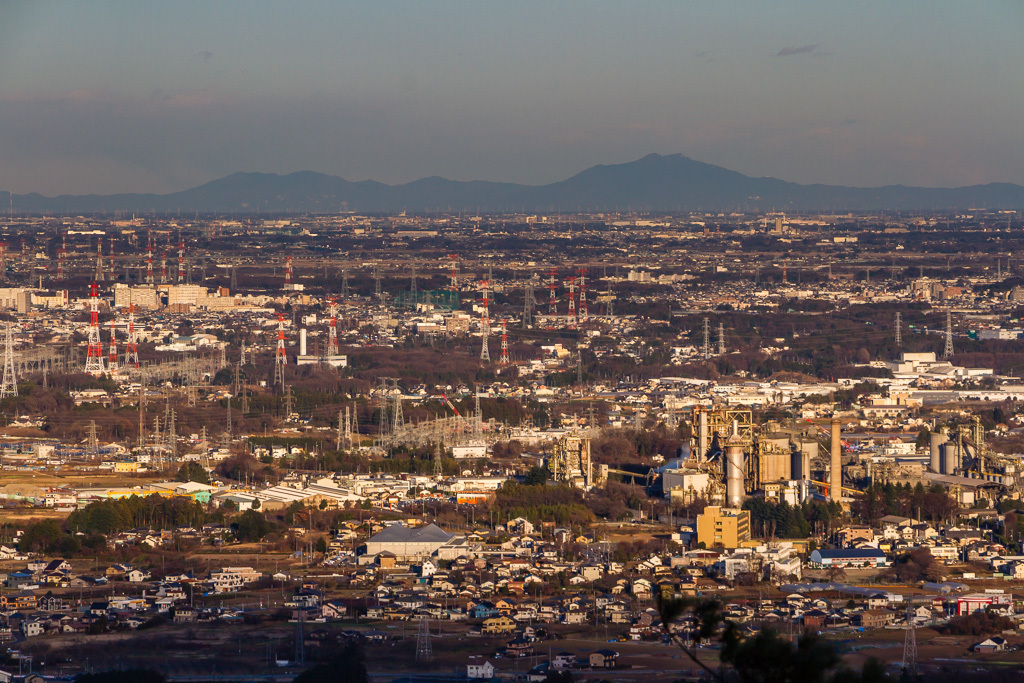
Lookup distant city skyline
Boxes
[1,1,1022,195]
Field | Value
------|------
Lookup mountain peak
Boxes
[12,155,1024,213]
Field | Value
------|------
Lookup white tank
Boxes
[725,435,745,507]
[941,442,958,475]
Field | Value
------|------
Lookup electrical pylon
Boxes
[84,282,106,374]
[415,616,432,662]
[145,232,154,284]
[94,238,104,281]
[87,420,99,457]
[894,312,902,348]
[547,269,558,317]
[566,276,577,329]
[124,303,139,367]
[108,318,118,368]
[0,323,17,398]
[577,267,588,322]
[160,251,168,283]
[943,310,954,359]
[522,282,534,328]
[284,256,293,290]
[326,297,339,357]
[479,280,491,361]
[702,317,710,359]
[448,254,458,291]
[433,421,443,477]
[902,603,917,677]
[274,313,287,386]
[177,231,185,282]
[390,379,404,439]
[56,233,66,280]
[499,319,509,365]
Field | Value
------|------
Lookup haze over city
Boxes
[3,4,1024,683]
[2,1,1023,195]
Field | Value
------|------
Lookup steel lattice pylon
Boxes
[0,323,17,398]
[84,282,106,374]
[902,603,917,676]
[415,616,432,662]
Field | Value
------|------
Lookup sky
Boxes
[1,1,1022,195]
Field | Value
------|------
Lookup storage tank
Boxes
[929,430,949,472]
[941,441,959,475]
[792,439,816,480]
[725,434,745,508]
[760,436,792,482]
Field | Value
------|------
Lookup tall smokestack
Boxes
[830,418,842,502]
[725,434,745,508]
[299,328,307,357]
[697,408,708,460]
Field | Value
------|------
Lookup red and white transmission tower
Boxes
[479,280,491,362]
[547,269,558,316]
[479,280,491,334]
[146,232,154,284]
[108,318,118,367]
[274,313,287,386]
[177,231,185,282]
[499,319,509,365]
[160,251,168,283]
[326,297,339,357]
[448,254,459,291]
[577,267,588,322]
[124,302,140,367]
[84,282,106,374]
[57,233,66,279]
[566,276,577,329]
[108,236,116,280]
[284,257,293,289]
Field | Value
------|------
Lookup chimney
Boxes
[299,328,307,357]
[830,418,842,502]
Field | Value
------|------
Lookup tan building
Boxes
[697,506,751,549]
[481,615,517,635]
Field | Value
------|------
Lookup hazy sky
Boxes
[2,1,1022,195]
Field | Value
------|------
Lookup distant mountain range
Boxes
[13,154,1024,213]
